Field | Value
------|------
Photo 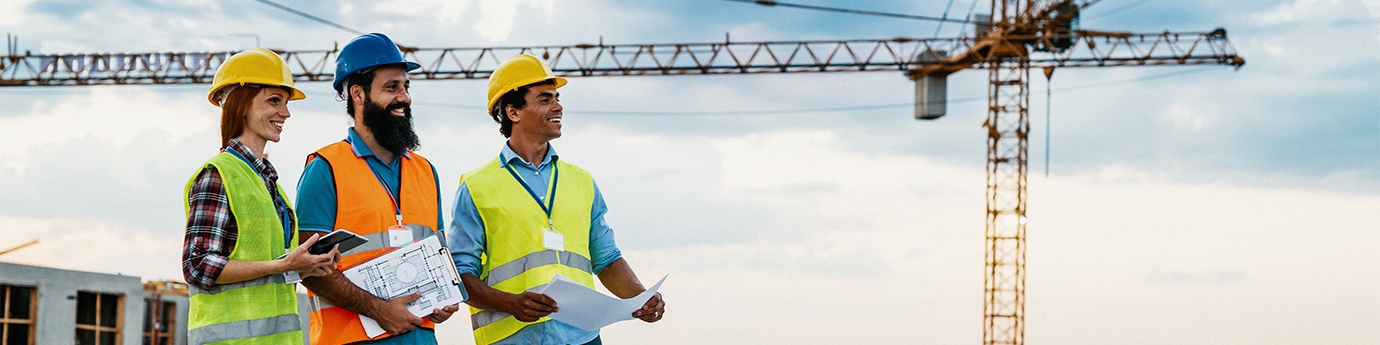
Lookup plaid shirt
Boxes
[182,139,296,289]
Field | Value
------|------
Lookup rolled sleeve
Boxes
[588,180,622,274]
[295,156,337,234]
[447,182,486,277]
[182,167,234,290]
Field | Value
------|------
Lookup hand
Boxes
[504,292,558,322]
[427,304,460,323]
[374,293,425,335]
[282,234,337,277]
[631,292,664,323]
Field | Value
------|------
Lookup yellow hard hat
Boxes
[207,48,306,107]
[486,54,567,114]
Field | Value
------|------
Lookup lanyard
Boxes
[503,155,559,228]
[226,148,293,247]
[365,158,405,227]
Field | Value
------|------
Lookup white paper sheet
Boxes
[342,235,466,338]
[539,274,667,331]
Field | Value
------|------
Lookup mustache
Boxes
[362,99,419,155]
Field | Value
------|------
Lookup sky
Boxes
[1,0,1377,344]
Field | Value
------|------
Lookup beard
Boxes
[362,97,420,156]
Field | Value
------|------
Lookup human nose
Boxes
[397,88,412,106]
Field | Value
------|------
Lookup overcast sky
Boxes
[1,0,1377,344]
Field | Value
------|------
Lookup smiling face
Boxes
[350,65,419,155]
[351,65,412,120]
[241,87,292,144]
[507,84,563,142]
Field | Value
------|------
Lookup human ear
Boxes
[350,84,366,109]
[506,104,520,123]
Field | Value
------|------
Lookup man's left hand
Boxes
[428,304,460,323]
[631,292,664,323]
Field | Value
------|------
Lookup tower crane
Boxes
[0,1,1244,344]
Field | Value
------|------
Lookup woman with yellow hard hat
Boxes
[181,48,338,344]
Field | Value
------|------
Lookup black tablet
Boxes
[310,229,368,255]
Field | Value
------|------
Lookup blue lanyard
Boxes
[503,156,559,225]
[226,148,293,247]
[365,157,405,227]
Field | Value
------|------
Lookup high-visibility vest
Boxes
[461,157,597,345]
[304,141,440,345]
[184,152,303,345]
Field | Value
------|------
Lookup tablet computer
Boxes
[310,229,368,255]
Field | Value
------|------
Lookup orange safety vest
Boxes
[304,141,440,345]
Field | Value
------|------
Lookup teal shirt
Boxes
[296,128,443,234]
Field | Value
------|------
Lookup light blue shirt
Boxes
[447,143,621,345]
[296,128,444,234]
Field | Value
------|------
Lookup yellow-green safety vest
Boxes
[183,152,303,345]
[462,157,597,345]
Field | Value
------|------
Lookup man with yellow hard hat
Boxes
[446,54,666,345]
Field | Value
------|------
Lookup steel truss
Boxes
[1,31,1241,86]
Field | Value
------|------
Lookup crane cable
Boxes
[1084,0,1157,20]
[718,0,971,23]
[252,0,364,36]
[932,0,959,37]
[963,0,982,35]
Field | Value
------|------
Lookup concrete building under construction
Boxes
[0,262,188,345]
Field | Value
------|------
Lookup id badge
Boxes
[388,225,411,247]
[282,271,302,284]
[542,228,564,251]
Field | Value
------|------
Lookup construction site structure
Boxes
[0,1,1243,344]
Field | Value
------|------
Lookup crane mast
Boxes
[0,3,1242,344]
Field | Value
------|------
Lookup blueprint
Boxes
[541,274,667,331]
[343,234,465,337]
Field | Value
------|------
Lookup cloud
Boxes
[2,1,1379,344]
[0,215,184,281]
[1146,268,1249,284]
[0,128,211,235]
[368,0,474,26]
[1253,0,1375,26]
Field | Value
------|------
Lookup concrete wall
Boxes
[0,262,187,345]
[148,292,189,345]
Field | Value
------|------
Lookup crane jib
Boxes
[0,31,1240,87]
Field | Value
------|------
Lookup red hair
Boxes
[218,86,259,149]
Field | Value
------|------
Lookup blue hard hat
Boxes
[333,33,422,92]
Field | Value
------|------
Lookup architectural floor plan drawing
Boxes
[344,234,466,337]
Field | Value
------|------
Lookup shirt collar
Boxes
[225,138,278,181]
[346,127,411,160]
[500,141,559,169]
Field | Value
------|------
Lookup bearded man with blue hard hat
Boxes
[296,32,460,345]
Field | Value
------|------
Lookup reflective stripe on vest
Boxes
[184,152,302,345]
[343,224,434,256]
[484,250,592,286]
[187,314,302,344]
[460,157,597,345]
[189,274,287,295]
[305,141,440,345]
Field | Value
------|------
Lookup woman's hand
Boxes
[281,233,338,278]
